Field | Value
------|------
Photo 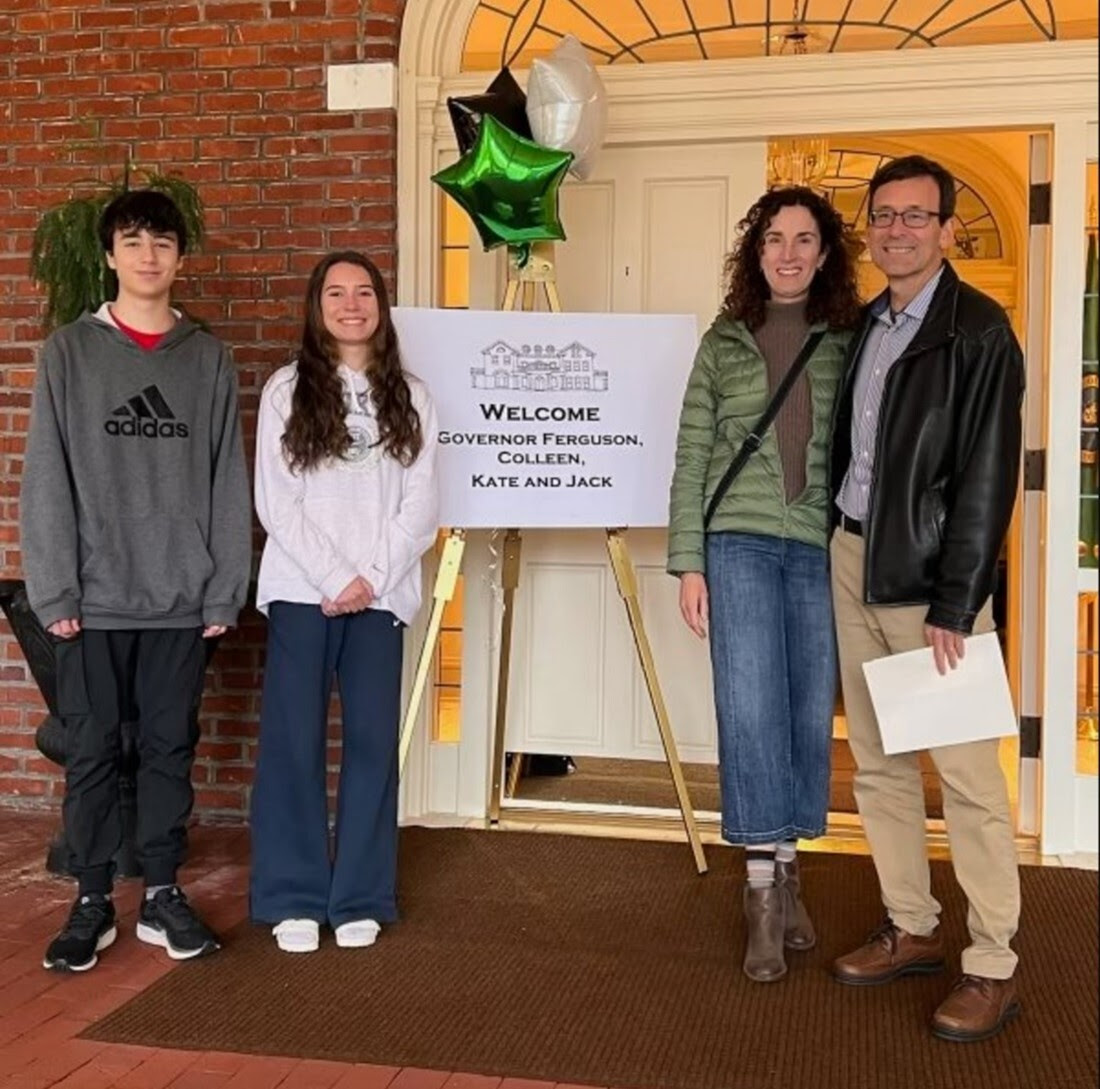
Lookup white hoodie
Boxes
[254,362,440,625]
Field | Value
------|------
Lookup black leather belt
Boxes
[839,513,863,537]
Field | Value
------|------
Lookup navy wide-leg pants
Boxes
[250,603,404,928]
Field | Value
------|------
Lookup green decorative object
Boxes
[30,163,205,333]
[1079,428,1098,569]
[1082,228,1099,567]
[431,115,572,261]
[1084,230,1098,363]
[1082,364,1099,569]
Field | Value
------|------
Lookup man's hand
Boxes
[678,573,709,639]
[324,576,375,617]
[924,623,966,675]
[203,625,227,639]
[47,618,81,639]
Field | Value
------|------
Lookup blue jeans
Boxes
[250,603,404,928]
[705,532,836,845]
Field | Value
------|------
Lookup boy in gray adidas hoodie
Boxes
[20,190,251,972]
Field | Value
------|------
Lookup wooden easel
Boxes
[398,242,707,874]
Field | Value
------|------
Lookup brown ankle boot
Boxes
[742,885,787,982]
[775,858,816,951]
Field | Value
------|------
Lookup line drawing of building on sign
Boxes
[470,340,609,392]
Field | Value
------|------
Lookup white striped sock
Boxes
[745,846,777,888]
[775,840,798,864]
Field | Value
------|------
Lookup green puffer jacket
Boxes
[667,314,851,575]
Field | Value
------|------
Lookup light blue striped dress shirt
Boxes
[836,266,945,522]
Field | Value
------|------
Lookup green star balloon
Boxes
[432,115,573,257]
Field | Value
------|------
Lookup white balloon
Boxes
[525,35,607,181]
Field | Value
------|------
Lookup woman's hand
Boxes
[678,573,708,639]
[323,576,375,616]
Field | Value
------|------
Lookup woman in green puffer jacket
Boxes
[668,187,861,983]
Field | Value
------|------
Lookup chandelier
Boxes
[766,4,830,190]
[767,137,831,190]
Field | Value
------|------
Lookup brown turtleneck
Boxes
[752,299,812,503]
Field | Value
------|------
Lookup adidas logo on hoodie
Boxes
[104,385,189,439]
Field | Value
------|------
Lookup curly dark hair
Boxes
[281,251,423,474]
[720,186,862,331]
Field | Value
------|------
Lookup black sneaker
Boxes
[136,886,220,960]
[43,893,117,972]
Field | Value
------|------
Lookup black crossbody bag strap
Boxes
[703,330,826,530]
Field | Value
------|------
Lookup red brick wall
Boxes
[0,0,406,819]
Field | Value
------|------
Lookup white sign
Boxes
[392,308,698,528]
[862,632,1018,755]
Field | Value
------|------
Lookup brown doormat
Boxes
[83,828,1097,1089]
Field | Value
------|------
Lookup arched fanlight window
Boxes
[462,1,1095,71]
[821,149,1003,261]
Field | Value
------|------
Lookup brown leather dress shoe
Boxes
[931,974,1020,1042]
[832,919,945,985]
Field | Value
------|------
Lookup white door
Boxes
[475,142,768,767]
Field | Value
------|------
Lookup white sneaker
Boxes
[272,918,320,953]
[334,919,380,948]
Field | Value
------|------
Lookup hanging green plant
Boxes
[30,164,205,334]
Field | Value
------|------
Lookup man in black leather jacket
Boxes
[827,156,1024,1043]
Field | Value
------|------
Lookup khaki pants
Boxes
[830,527,1020,979]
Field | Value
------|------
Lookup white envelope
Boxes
[861,631,1018,755]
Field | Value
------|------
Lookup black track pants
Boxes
[55,628,206,894]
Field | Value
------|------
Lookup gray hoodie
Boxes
[20,307,251,630]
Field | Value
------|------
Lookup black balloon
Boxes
[447,66,532,154]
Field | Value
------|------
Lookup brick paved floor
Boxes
[0,810,611,1089]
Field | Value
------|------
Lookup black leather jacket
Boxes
[829,262,1025,634]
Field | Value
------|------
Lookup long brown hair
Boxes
[281,251,423,472]
[721,187,862,332]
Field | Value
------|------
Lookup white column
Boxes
[1041,116,1091,854]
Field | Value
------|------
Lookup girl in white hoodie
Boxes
[250,251,439,953]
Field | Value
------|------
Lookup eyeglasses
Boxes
[867,208,942,229]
